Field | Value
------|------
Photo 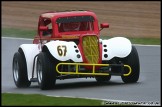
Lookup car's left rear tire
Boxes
[12,49,31,88]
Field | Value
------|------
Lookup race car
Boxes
[12,10,140,90]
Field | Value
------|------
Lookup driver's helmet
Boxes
[63,22,81,32]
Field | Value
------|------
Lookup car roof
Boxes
[40,10,96,19]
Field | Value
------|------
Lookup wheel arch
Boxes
[19,44,40,80]
[101,37,132,60]
[43,41,83,62]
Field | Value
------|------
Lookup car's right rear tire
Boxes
[36,52,56,90]
[121,46,140,83]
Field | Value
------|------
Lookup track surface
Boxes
[2,37,160,103]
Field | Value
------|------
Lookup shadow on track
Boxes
[29,80,141,90]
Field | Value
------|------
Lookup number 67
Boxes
[57,45,67,56]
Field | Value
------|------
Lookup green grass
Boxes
[2,27,160,45]
[2,93,139,106]
[2,28,37,38]
[2,93,102,106]
[128,37,160,45]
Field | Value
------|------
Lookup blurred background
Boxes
[2,1,160,38]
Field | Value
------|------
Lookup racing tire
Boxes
[12,49,31,88]
[95,75,111,82]
[121,46,140,83]
[36,52,56,90]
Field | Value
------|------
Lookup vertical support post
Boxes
[76,64,79,74]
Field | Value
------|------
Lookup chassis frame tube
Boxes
[56,63,132,76]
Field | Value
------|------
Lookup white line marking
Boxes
[2,37,33,40]
[4,92,160,105]
[38,94,160,105]
[133,44,160,47]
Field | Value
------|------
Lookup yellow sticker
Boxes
[62,35,78,39]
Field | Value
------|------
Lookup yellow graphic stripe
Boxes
[82,36,99,64]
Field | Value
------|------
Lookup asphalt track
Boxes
[1,37,161,104]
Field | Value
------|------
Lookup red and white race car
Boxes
[13,10,140,90]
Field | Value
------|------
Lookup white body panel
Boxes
[101,37,132,60]
[20,38,131,80]
[20,44,40,80]
[44,41,83,62]
[20,40,82,81]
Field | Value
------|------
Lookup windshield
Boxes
[57,16,94,32]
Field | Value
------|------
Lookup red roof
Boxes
[40,10,96,18]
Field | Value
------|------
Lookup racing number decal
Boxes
[57,45,67,56]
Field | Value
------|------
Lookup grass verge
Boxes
[2,93,102,106]
[2,28,37,38]
[2,28,160,45]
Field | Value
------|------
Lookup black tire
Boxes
[95,75,111,82]
[36,52,56,90]
[12,49,31,88]
[121,46,140,83]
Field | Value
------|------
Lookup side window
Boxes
[42,19,52,37]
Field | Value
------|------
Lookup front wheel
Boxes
[36,52,56,90]
[121,46,140,83]
[12,49,31,88]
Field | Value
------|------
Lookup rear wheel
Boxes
[12,49,31,88]
[36,52,57,90]
[121,46,140,83]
